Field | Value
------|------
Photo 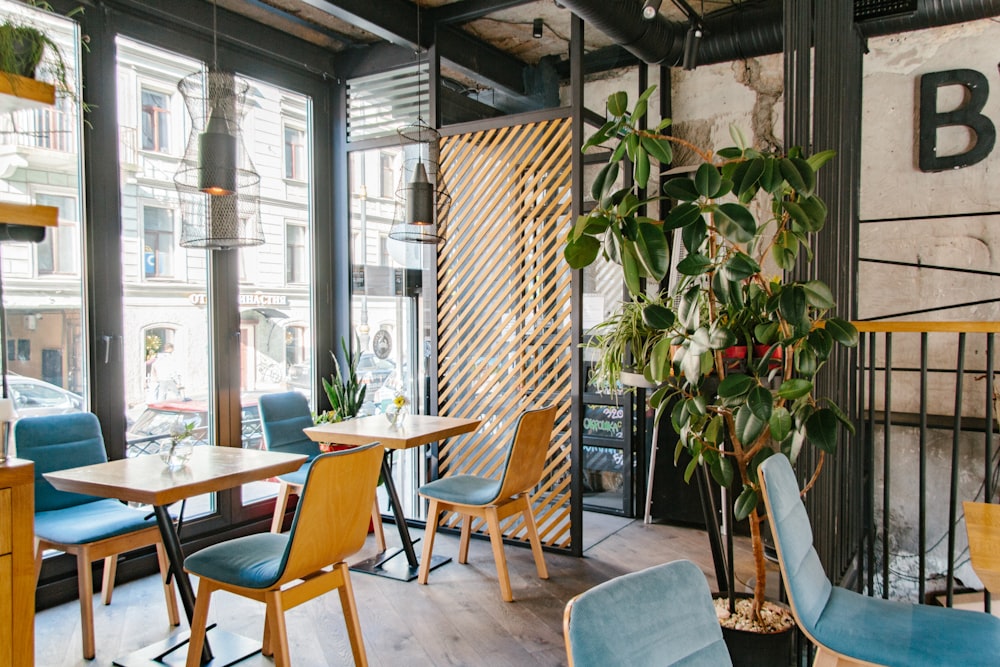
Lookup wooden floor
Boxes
[36,514,776,666]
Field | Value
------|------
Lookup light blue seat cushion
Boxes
[277,459,312,486]
[258,392,321,460]
[814,586,1000,667]
[567,559,732,667]
[185,532,290,590]
[34,498,158,544]
[761,455,1000,667]
[419,474,502,506]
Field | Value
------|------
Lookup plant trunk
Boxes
[748,507,767,619]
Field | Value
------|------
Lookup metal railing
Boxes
[0,107,77,152]
[855,321,1000,609]
[125,417,264,458]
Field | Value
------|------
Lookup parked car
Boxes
[286,353,396,392]
[126,399,262,457]
[5,375,84,417]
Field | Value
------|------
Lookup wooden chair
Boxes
[417,405,556,601]
[184,443,384,667]
[16,413,179,660]
[258,391,384,551]
[964,500,1000,595]
[760,454,1000,667]
[563,559,732,666]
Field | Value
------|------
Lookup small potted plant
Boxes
[0,1,84,99]
[564,86,858,654]
[585,292,675,392]
[318,336,366,424]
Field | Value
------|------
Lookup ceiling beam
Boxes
[430,0,539,25]
[436,25,527,96]
[295,0,424,48]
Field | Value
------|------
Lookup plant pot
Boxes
[721,345,748,373]
[620,369,656,389]
[0,26,46,78]
[715,593,796,667]
[752,343,783,369]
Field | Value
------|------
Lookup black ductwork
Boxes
[557,0,1000,67]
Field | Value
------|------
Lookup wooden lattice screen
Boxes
[435,116,574,551]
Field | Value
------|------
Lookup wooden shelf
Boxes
[0,202,58,227]
[0,72,56,113]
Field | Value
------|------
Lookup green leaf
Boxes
[734,486,759,521]
[663,177,700,201]
[782,200,815,232]
[779,157,815,195]
[825,318,859,347]
[798,195,828,231]
[682,216,707,254]
[633,99,648,122]
[591,161,620,203]
[802,280,836,309]
[625,133,639,162]
[748,449,774,484]
[709,324,737,350]
[779,285,806,324]
[611,138,628,163]
[607,91,628,117]
[694,163,721,199]
[649,338,673,382]
[759,157,783,193]
[683,454,701,483]
[777,378,813,399]
[563,235,600,269]
[657,118,673,131]
[704,414,724,445]
[729,125,749,150]
[677,285,702,330]
[716,146,743,159]
[641,135,673,165]
[748,385,773,422]
[676,253,712,276]
[643,303,676,330]
[795,346,818,377]
[808,328,833,361]
[806,149,836,172]
[773,230,798,270]
[722,252,760,282]
[718,373,755,398]
[663,202,702,231]
[711,456,734,488]
[732,157,764,198]
[634,146,650,188]
[635,222,669,281]
[755,322,780,346]
[714,203,757,243]
[582,120,616,151]
[735,405,766,446]
[621,247,642,296]
[769,407,792,441]
[806,408,839,453]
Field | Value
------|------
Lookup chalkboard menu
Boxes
[583,404,624,440]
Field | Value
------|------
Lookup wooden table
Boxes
[304,414,480,581]
[45,447,307,667]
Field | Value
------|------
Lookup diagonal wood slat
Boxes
[436,117,574,551]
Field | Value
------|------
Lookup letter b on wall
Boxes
[919,69,995,172]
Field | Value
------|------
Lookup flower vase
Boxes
[160,439,193,469]
[385,406,406,429]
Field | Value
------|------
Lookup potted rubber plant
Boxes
[564,86,858,642]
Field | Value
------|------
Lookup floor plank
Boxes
[35,515,777,666]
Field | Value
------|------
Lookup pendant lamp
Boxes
[388,7,450,245]
[172,1,263,249]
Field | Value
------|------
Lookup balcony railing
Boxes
[855,321,1000,611]
[0,107,77,152]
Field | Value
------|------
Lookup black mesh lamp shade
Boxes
[173,70,263,249]
[389,120,450,244]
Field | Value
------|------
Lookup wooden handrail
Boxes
[852,321,1000,334]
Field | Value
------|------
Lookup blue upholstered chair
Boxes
[17,413,179,660]
[563,559,732,667]
[184,443,384,667]
[417,405,557,601]
[759,454,1000,667]
[259,391,384,550]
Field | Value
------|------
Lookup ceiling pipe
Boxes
[557,0,1000,67]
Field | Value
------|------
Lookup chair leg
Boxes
[458,514,472,564]
[371,499,386,553]
[520,498,548,580]
[265,590,291,667]
[102,555,117,606]
[336,563,369,667]
[155,542,180,626]
[185,579,214,667]
[417,498,440,585]
[76,549,96,660]
[271,482,295,533]
[485,506,513,602]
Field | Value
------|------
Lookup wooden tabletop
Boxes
[44,447,308,507]
[303,414,480,450]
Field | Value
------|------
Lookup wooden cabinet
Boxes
[0,458,34,667]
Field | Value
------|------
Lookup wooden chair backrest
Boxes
[964,500,1000,594]
[277,443,383,584]
[496,405,557,500]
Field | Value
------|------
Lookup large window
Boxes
[284,125,306,180]
[140,87,171,152]
[0,0,87,403]
[285,222,307,283]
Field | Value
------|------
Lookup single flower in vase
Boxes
[161,421,195,469]
[386,394,408,429]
